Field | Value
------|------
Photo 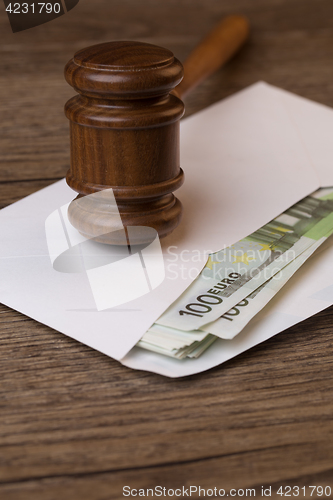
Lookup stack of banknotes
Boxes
[136,188,333,359]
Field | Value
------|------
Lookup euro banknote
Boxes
[156,189,333,331]
[137,188,333,359]
[202,188,333,339]
[138,231,332,359]
[201,231,333,339]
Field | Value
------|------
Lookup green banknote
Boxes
[137,188,333,359]
[137,229,332,359]
[156,188,333,332]
[201,188,333,339]
[201,232,332,339]
[138,231,332,359]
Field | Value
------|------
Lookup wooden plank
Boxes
[0,450,332,500]
[0,303,332,482]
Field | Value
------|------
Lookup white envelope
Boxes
[1,82,333,376]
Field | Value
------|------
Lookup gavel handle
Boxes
[174,15,249,100]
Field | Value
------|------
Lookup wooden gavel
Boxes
[64,15,249,245]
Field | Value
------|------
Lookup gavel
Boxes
[64,15,249,245]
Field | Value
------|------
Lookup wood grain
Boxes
[0,0,333,498]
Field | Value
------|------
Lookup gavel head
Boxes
[64,41,185,245]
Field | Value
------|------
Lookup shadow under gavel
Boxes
[64,15,249,245]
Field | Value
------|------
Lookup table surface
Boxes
[1,1,333,498]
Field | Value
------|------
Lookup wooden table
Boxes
[1,1,333,498]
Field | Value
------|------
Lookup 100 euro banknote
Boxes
[201,230,332,339]
[202,188,333,339]
[156,189,333,332]
[138,228,333,358]
[138,235,333,359]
